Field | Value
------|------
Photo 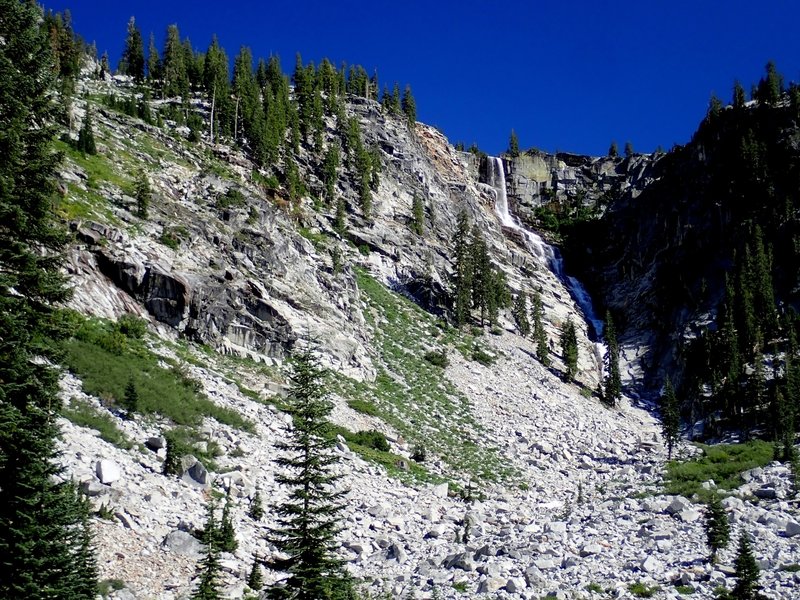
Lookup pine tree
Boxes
[624,141,634,158]
[560,319,579,381]
[267,345,353,599]
[608,141,618,157]
[733,80,747,110]
[147,32,160,83]
[248,560,264,591]
[203,35,231,142]
[250,490,264,521]
[161,24,188,99]
[532,289,550,366]
[334,196,347,234]
[134,169,151,218]
[453,211,473,327]
[508,129,520,158]
[660,378,680,459]
[512,292,530,336]
[603,310,622,407]
[0,1,97,595]
[77,106,97,155]
[322,145,340,203]
[401,84,416,128]
[121,376,139,417]
[219,489,238,553]
[411,194,424,235]
[470,226,491,325]
[703,493,730,563]
[121,16,145,82]
[731,532,762,599]
[192,501,222,600]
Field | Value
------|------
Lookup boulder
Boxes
[145,436,167,450]
[95,459,121,485]
[163,530,203,559]
[785,521,800,537]
[640,554,662,574]
[666,496,692,515]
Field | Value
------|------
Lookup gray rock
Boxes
[785,521,800,537]
[754,485,778,500]
[666,496,692,515]
[534,558,558,570]
[431,482,448,498]
[163,530,203,559]
[81,479,106,496]
[679,508,702,523]
[145,436,167,450]
[505,577,527,593]
[580,543,602,556]
[387,543,407,564]
[477,577,505,593]
[95,459,121,484]
[443,552,474,571]
[640,554,662,573]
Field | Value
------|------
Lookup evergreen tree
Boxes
[624,141,634,158]
[411,193,425,235]
[77,106,97,155]
[249,490,264,521]
[560,319,579,381]
[322,145,340,203]
[219,489,238,553]
[487,268,509,327]
[334,196,347,234]
[532,289,550,366]
[660,378,680,459]
[161,24,188,99]
[508,129,520,158]
[733,80,747,110]
[134,169,151,218]
[121,16,145,82]
[0,1,97,595]
[453,212,473,327]
[512,292,530,336]
[147,32,160,83]
[121,376,139,417]
[731,532,763,599]
[470,226,491,325]
[203,36,231,142]
[703,493,730,563]
[162,430,185,476]
[192,501,222,600]
[267,346,353,599]
[603,310,622,407]
[248,560,264,591]
[608,141,618,157]
[401,84,416,128]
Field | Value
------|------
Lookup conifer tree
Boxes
[411,193,424,235]
[161,24,188,99]
[134,169,151,218]
[703,494,730,563]
[532,289,550,366]
[77,106,97,155]
[512,292,530,336]
[193,500,222,600]
[322,146,340,203]
[249,490,264,521]
[733,80,747,110]
[0,1,97,595]
[603,310,622,407]
[470,226,491,325]
[121,16,145,82]
[624,141,634,158]
[453,212,473,327]
[147,32,160,83]
[267,346,353,599]
[508,129,520,158]
[660,378,680,459]
[334,196,347,234]
[122,376,139,417]
[731,532,762,599]
[560,319,579,381]
[401,84,416,128]
[487,268,509,327]
[203,35,231,141]
[248,560,264,591]
[608,141,618,157]
[219,489,238,553]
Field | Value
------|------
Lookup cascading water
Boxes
[486,156,607,373]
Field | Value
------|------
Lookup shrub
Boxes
[351,429,390,452]
[423,349,449,367]
[116,313,147,338]
[61,398,133,449]
[471,347,495,366]
[628,582,659,598]
[98,579,126,595]
[347,399,380,416]
[411,445,427,463]
[216,187,246,209]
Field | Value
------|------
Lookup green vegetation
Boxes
[665,441,773,500]
[675,585,695,595]
[628,582,660,598]
[62,398,133,450]
[584,582,604,593]
[347,399,381,416]
[60,314,253,432]
[331,270,514,483]
[98,579,126,596]
[451,581,468,593]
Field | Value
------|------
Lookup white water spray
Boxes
[486,157,607,373]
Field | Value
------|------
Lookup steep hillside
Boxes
[44,60,800,600]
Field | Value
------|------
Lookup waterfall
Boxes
[487,156,605,340]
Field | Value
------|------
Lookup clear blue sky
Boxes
[48,0,800,156]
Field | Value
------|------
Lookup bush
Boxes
[216,187,246,209]
[628,582,659,598]
[350,429,390,452]
[98,578,126,595]
[411,445,427,463]
[471,347,495,366]
[61,398,132,449]
[423,349,449,368]
[116,313,147,339]
[347,399,380,416]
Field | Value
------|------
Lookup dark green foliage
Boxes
[192,501,222,600]
[410,445,427,463]
[219,490,238,553]
[471,346,495,366]
[322,146,340,203]
[608,141,618,157]
[452,212,473,327]
[508,129,520,158]
[401,85,416,127]
[350,429,390,452]
[249,491,264,521]
[161,24,188,99]
[147,32,160,82]
[334,196,347,234]
[203,35,231,141]
[134,168,151,218]
[532,289,550,366]
[121,376,139,416]
[121,17,145,82]
[512,292,530,336]
[560,319,579,381]
[411,193,425,235]
[0,2,97,595]
[423,350,449,368]
[602,310,621,407]
[163,429,189,476]
[76,107,97,155]
[62,398,132,449]
[267,346,353,599]
[624,141,634,158]
[731,532,763,599]
[704,494,730,562]
[248,561,263,591]
[660,378,680,459]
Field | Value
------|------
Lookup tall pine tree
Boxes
[660,378,680,459]
[603,310,622,407]
[0,1,97,596]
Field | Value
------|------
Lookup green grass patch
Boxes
[781,563,800,572]
[298,227,328,250]
[330,270,514,483]
[347,398,381,416]
[665,440,774,501]
[60,316,254,432]
[62,397,133,449]
[675,584,696,595]
[584,582,604,594]
[628,582,659,598]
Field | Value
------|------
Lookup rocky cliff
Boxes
[52,67,799,600]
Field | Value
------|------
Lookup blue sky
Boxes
[49,0,800,156]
